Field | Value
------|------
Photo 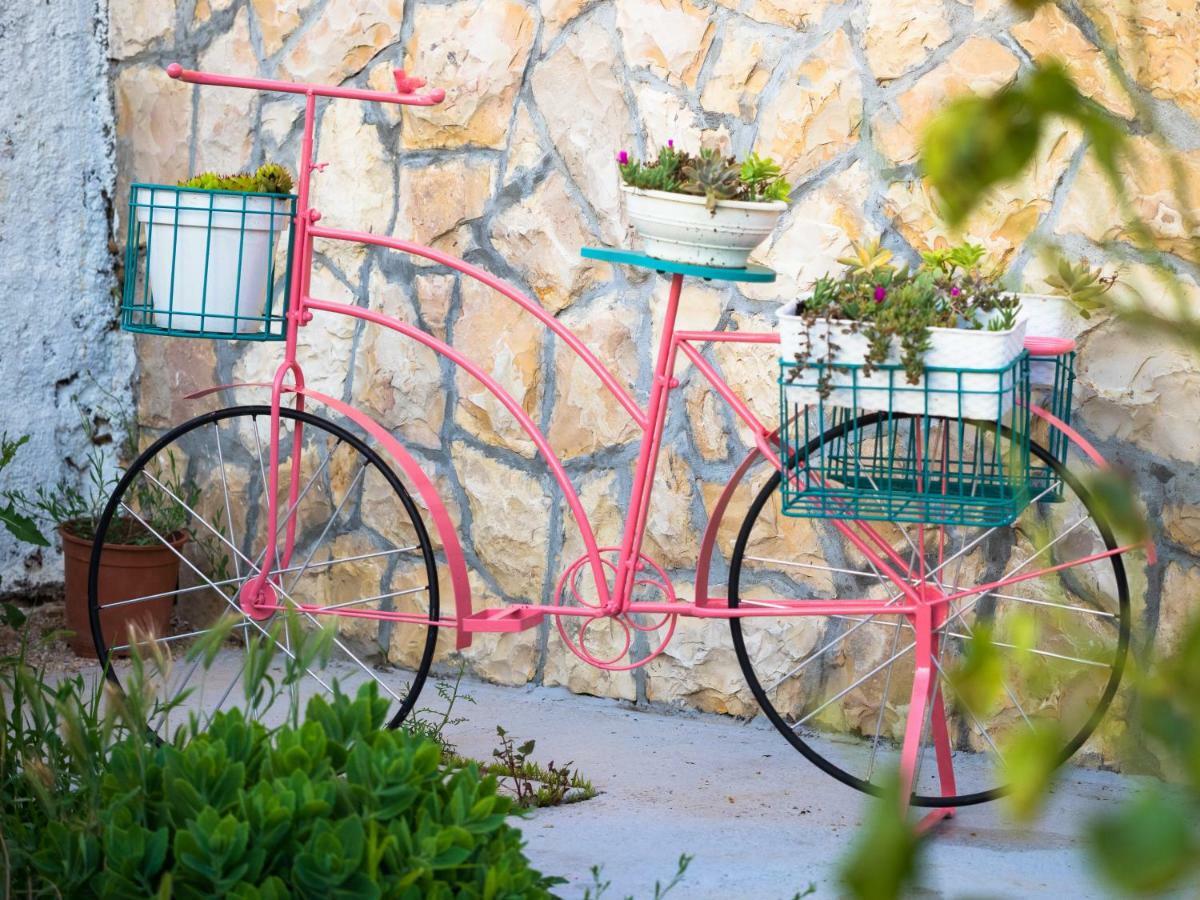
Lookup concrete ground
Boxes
[123,652,1134,898]
[443,678,1130,899]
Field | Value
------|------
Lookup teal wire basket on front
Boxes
[121,184,297,340]
[778,355,1033,528]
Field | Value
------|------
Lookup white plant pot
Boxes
[1016,292,1082,385]
[622,186,786,269]
[777,300,1027,420]
[135,187,290,334]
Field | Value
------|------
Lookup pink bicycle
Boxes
[93,63,1146,821]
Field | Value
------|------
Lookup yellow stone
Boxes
[700,18,782,119]
[194,9,257,173]
[1011,3,1135,118]
[754,29,862,183]
[354,271,445,449]
[402,0,536,149]
[718,0,840,30]
[1164,502,1200,555]
[488,172,603,314]
[616,0,715,87]
[414,274,456,339]
[1088,0,1200,121]
[540,0,591,38]
[250,0,311,57]
[113,65,192,219]
[685,382,731,463]
[1158,563,1200,656]
[635,84,733,156]
[743,160,870,302]
[109,0,176,58]
[450,442,550,601]
[1055,136,1200,258]
[560,471,625,568]
[396,157,496,259]
[504,102,547,182]
[860,0,952,82]
[280,0,404,86]
[642,449,698,569]
[872,36,1019,166]
[547,295,641,460]
[1075,318,1200,464]
[531,16,635,243]
[453,278,544,457]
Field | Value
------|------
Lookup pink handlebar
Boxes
[166,62,446,106]
[1023,335,1076,356]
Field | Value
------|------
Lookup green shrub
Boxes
[0,609,560,898]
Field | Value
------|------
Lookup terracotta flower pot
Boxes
[60,522,186,658]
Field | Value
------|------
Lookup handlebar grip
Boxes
[393,68,445,103]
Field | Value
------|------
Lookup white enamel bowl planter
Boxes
[777,299,1027,420]
[135,187,290,334]
[623,186,786,269]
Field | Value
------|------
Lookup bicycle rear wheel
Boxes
[89,404,440,734]
[728,412,1131,807]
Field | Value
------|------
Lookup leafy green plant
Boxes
[1043,258,1119,319]
[582,853,696,900]
[0,608,562,898]
[618,143,791,213]
[0,434,48,547]
[788,240,1022,391]
[179,162,295,195]
[680,148,743,213]
[484,725,594,809]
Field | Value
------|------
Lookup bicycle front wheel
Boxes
[89,405,440,734]
[728,413,1131,807]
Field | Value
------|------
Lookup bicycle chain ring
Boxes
[552,547,679,671]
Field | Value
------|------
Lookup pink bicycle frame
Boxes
[169,63,1146,815]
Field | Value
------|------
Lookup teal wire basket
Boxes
[778,355,1033,528]
[1028,351,1076,501]
[121,184,297,340]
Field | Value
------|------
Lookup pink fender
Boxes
[186,381,474,648]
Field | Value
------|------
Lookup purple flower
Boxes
[950,285,961,297]
[873,285,887,303]
[618,150,630,165]
[668,139,674,148]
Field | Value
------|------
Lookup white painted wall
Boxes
[0,0,134,591]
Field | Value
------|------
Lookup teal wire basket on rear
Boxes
[1028,351,1076,501]
[121,184,297,340]
[778,355,1033,528]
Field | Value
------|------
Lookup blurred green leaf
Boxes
[1000,723,1064,822]
[839,775,923,899]
[1087,789,1198,894]
[1080,468,1149,545]
[947,624,1005,719]
[0,499,49,547]
[921,64,1127,227]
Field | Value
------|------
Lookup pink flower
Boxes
[950,285,961,297]
[618,150,629,165]
[668,139,674,148]
[873,285,887,303]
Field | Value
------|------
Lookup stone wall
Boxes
[0,0,134,591]
[108,0,1200,748]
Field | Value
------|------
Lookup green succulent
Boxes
[1043,258,1117,319]
[618,144,790,212]
[837,239,895,277]
[681,148,743,213]
[178,163,295,195]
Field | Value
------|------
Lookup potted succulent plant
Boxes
[2,419,198,657]
[778,241,1025,418]
[617,144,790,268]
[1018,257,1118,337]
[134,162,294,334]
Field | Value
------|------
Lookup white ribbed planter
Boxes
[777,299,1027,419]
[135,187,290,333]
[1017,292,1081,384]
[622,186,786,268]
